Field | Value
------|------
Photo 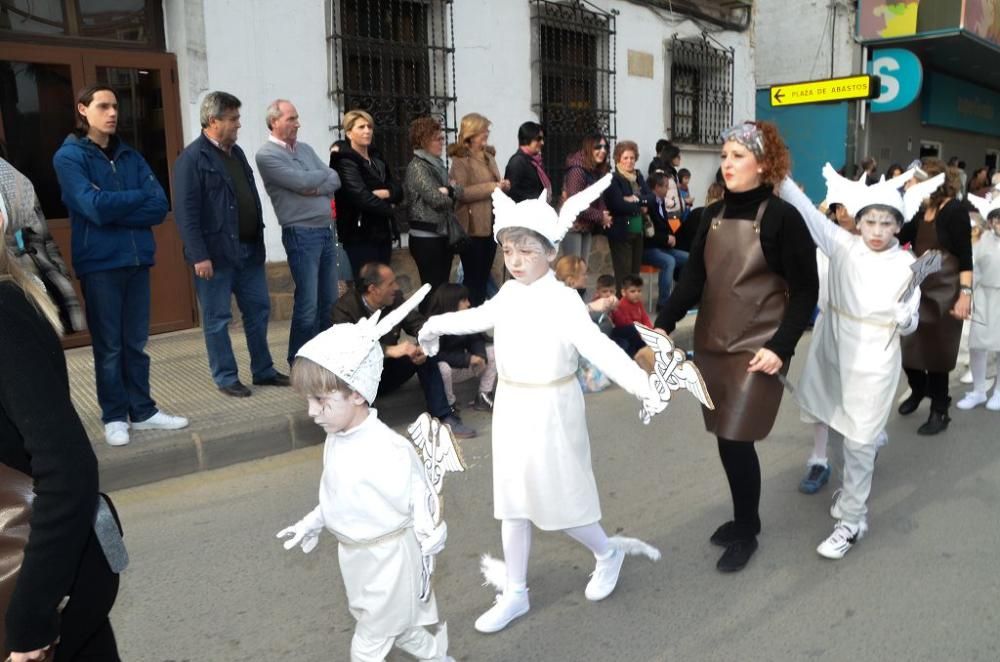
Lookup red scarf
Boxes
[521,146,552,200]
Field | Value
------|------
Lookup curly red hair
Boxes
[752,121,791,186]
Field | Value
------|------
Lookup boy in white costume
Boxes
[419,177,666,634]
[276,283,454,662]
[957,191,1000,411]
[779,166,942,559]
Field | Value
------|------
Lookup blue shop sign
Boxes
[867,48,922,113]
[921,71,1000,137]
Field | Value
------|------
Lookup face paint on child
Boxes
[856,207,901,252]
[502,238,555,284]
[308,391,367,434]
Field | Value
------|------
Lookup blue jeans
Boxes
[642,247,689,307]
[282,225,338,365]
[378,356,452,419]
[194,242,278,387]
[80,266,157,424]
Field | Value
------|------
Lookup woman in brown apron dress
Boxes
[654,122,818,573]
[896,160,973,435]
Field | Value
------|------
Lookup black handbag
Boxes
[0,463,35,659]
[446,213,470,251]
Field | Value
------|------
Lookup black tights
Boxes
[905,368,950,410]
[717,438,761,539]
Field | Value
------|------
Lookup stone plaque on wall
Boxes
[628,50,654,78]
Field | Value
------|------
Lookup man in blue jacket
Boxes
[173,91,288,397]
[53,84,188,446]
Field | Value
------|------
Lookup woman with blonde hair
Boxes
[448,113,510,305]
[330,109,403,277]
[1,209,123,660]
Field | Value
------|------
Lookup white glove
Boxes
[418,521,448,556]
[276,510,324,554]
[894,300,919,335]
[417,326,440,357]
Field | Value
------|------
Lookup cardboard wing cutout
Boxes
[408,412,467,602]
[884,249,943,350]
[635,324,714,423]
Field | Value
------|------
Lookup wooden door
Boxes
[0,43,196,348]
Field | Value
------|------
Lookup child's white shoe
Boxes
[956,391,988,410]
[585,547,625,601]
[987,390,1000,412]
[474,589,529,634]
[817,520,867,560]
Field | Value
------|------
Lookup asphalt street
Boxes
[109,340,1000,661]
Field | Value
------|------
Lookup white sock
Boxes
[811,423,829,465]
[970,349,988,394]
[500,519,531,592]
[563,522,612,559]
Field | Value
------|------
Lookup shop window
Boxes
[0,0,164,48]
[668,35,733,145]
[327,0,457,184]
[531,0,616,196]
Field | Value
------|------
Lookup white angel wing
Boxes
[670,362,715,410]
[885,167,917,191]
[966,192,1000,221]
[491,185,517,221]
[374,283,431,338]
[634,322,676,355]
[822,162,864,207]
[902,173,945,222]
[558,172,613,238]
[407,412,467,499]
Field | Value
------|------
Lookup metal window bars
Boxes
[327,0,457,185]
[668,34,734,146]
[531,0,616,197]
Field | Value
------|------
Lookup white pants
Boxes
[351,625,446,662]
[500,518,610,591]
[838,438,877,526]
[438,345,497,406]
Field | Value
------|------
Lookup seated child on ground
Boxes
[609,274,652,357]
[426,283,497,412]
[277,286,453,662]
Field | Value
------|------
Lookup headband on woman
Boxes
[720,122,765,159]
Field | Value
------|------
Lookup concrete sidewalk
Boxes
[70,314,696,491]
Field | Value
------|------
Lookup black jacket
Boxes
[332,287,425,349]
[504,150,546,203]
[897,199,973,271]
[645,196,681,251]
[437,332,489,369]
[602,171,654,242]
[330,141,403,245]
[654,185,819,362]
[0,282,99,652]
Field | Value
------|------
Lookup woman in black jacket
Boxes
[503,121,550,203]
[654,121,818,573]
[330,110,403,277]
[603,140,653,291]
[1,210,121,660]
[896,159,973,435]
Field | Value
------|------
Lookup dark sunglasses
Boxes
[595,143,609,150]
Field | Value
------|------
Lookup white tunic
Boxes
[312,410,438,636]
[970,232,1000,351]
[780,181,917,444]
[421,271,651,530]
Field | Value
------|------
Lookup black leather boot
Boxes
[898,391,924,416]
[917,398,951,435]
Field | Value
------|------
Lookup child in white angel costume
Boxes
[779,166,943,559]
[418,176,665,634]
[276,284,455,662]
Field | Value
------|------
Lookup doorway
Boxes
[919,140,942,160]
[0,43,195,348]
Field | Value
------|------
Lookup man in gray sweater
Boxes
[256,99,342,366]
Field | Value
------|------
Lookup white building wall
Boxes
[166,0,754,262]
[753,0,858,86]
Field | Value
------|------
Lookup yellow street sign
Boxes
[770,75,880,107]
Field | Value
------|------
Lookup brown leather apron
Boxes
[901,213,962,372]
[693,201,789,441]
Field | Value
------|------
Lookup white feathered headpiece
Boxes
[821,162,945,223]
[492,172,613,247]
[296,284,431,403]
[967,189,1000,222]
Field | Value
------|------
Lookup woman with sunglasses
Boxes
[560,133,613,262]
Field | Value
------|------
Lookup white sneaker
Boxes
[817,520,867,560]
[585,547,625,601]
[829,488,843,520]
[132,410,189,430]
[956,391,988,410]
[987,390,1000,412]
[104,421,130,447]
[474,590,529,634]
[960,367,973,384]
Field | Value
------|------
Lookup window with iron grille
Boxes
[327,0,457,184]
[668,35,734,145]
[531,0,616,196]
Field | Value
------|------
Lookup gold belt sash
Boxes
[828,304,895,329]
[499,372,576,388]
[334,524,410,547]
